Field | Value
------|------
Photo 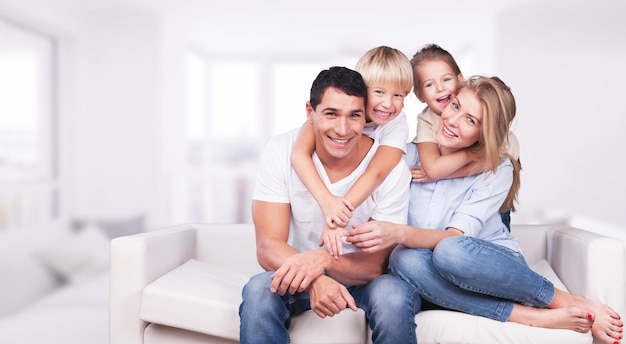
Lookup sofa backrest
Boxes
[194,223,262,277]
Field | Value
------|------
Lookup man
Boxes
[239,66,418,344]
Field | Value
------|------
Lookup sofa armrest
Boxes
[546,224,625,317]
[109,223,198,344]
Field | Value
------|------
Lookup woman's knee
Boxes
[433,236,473,275]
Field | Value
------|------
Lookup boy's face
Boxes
[416,60,463,116]
[365,84,406,126]
[306,87,366,161]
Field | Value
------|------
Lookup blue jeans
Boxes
[239,272,420,344]
[390,236,555,322]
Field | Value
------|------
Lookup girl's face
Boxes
[416,60,463,115]
[437,87,483,154]
[365,84,406,126]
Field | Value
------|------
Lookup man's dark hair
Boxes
[309,66,367,110]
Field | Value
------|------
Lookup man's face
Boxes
[306,87,366,161]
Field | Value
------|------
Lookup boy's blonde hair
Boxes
[355,46,413,96]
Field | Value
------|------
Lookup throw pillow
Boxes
[35,224,111,283]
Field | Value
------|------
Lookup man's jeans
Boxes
[239,272,420,344]
[390,236,555,322]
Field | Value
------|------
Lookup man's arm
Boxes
[252,200,296,272]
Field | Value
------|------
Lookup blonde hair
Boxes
[463,76,521,212]
[355,46,413,96]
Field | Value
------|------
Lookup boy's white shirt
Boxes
[363,111,409,152]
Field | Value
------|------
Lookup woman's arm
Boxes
[347,221,463,252]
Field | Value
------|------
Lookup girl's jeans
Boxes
[390,236,555,322]
[239,272,420,344]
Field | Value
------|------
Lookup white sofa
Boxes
[110,223,625,344]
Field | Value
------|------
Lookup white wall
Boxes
[1,0,625,237]
[494,3,626,240]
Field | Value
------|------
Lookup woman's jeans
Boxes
[390,236,555,322]
[239,272,420,344]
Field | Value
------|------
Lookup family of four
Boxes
[238,45,623,344]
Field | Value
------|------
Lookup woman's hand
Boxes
[346,221,402,253]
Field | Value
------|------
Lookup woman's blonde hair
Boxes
[355,46,413,96]
[463,75,521,212]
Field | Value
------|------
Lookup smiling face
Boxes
[307,87,366,162]
[365,84,406,126]
[416,59,463,115]
[437,87,483,154]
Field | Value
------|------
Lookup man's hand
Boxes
[307,274,357,318]
[270,250,330,295]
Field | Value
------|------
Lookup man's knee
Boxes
[242,272,273,301]
[368,274,413,308]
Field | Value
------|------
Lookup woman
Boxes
[346,76,623,344]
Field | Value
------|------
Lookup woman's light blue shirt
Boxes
[405,143,521,252]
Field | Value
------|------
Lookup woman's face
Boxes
[437,87,483,154]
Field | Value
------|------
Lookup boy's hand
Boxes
[319,224,348,259]
[410,165,433,183]
[320,195,354,228]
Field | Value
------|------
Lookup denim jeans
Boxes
[390,236,555,322]
[239,272,420,344]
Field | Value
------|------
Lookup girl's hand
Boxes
[319,224,347,259]
[410,165,433,183]
[320,195,354,228]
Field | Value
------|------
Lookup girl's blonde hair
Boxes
[355,46,413,96]
[464,75,521,212]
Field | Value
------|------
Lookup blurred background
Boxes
[1,0,625,238]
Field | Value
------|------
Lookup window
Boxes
[0,19,56,230]
[182,53,363,225]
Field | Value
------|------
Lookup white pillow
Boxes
[36,224,111,283]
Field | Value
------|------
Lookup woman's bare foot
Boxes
[510,304,594,333]
[573,295,623,344]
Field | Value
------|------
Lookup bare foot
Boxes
[510,304,593,332]
[573,295,623,344]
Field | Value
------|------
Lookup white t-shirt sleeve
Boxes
[377,112,409,152]
[414,107,439,144]
[252,132,292,203]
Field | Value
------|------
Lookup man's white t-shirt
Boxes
[253,128,411,255]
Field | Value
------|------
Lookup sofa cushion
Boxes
[414,309,591,344]
[141,259,367,343]
[140,259,248,341]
